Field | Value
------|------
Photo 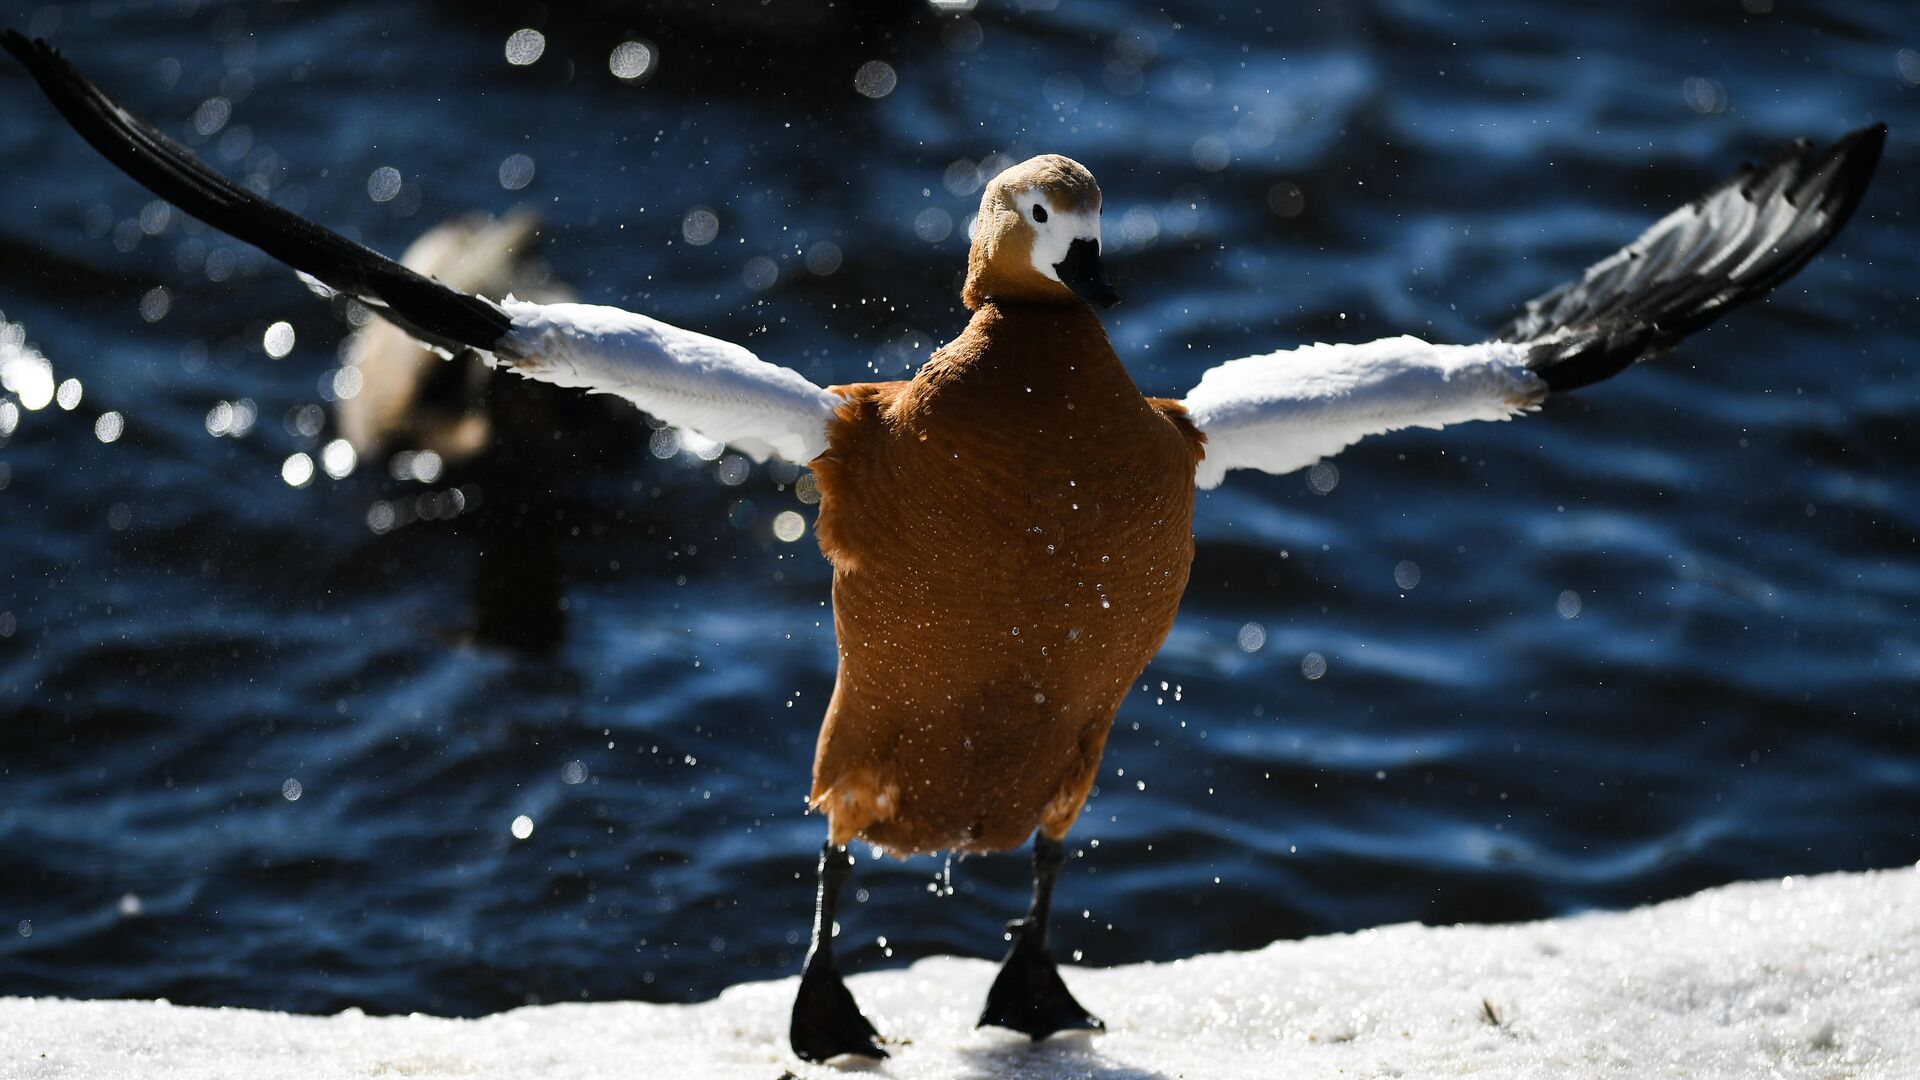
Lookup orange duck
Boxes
[6,32,1885,1063]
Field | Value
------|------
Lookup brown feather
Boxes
[810,301,1203,855]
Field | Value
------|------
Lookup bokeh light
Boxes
[504,30,545,66]
[854,60,897,99]
[263,321,295,358]
[610,41,655,82]
[281,453,315,488]
[498,154,535,191]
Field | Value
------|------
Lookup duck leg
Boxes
[977,832,1104,1039]
[789,842,887,1062]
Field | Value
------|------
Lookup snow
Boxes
[3,866,1915,1079]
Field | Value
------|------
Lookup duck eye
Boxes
[1032,204,1049,223]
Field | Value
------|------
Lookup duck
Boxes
[334,207,570,465]
[4,31,1885,1064]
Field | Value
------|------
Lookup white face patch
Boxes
[1016,189,1102,283]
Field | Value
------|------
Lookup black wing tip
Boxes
[1818,121,1886,214]
[1520,124,1886,395]
[9,31,512,352]
[3,30,57,72]
[1841,121,1889,149]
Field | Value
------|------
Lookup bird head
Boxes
[962,154,1116,311]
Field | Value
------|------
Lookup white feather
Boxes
[1012,188,1101,284]
[1180,336,1548,489]
[490,300,842,464]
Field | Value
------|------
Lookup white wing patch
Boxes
[492,300,842,464]
[1180,336,1547,489]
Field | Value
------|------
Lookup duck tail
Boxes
[1492,123,1885,393]
[2,31,511,353]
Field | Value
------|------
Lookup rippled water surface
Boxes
[2,1,1916,1016]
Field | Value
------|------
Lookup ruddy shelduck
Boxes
[6,31,1885,1064]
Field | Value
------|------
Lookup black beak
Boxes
[1053,238,1119,309]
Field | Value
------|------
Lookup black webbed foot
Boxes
[789,842,886,1062]
[977,916,1104,1040]
[790,955,887,1062]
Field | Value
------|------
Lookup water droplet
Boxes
[504,29,546,66]
[609,40,655,82]
[139,286,172,323]
[366,502,397,534]
[320,438,357,479]
[715,454,750,486]
[281,778,303,801]
[681,206,720,246]
[410,450,443,483]
[1267,181,1306,218]
[510,814,534,840]
[263,320,295,358]
[331,366,364,401]
[561,761,588,785]
[1394,560,1421,590]
[192,97,231,136]
[1308,460,1340,494]
[742,256,779,291]
[281,452,314,488]
[1191,135,1232,172]
[942,159,982,196]
[1682,76,1728,115]
[772,510,807,543]
[498,153,536,191]
[289,404,325,438]
[805,241,843,276]
[94,411,124,443]
[1301,651,1328,680]
[1556,590,1583,619]
[1900,48,1920,87]
[55,378,82,410]
[1237,621,1266,652]
[914,206,954,243]
[1042,71,1083,109]
[366,166,402,203]
[853,60,897,99]
[1120,206,1159,248]
[139,200,172,236]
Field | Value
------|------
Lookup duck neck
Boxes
[927,301,1124,384]
[897,300,1141,435]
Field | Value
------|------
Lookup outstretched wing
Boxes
[1180,124,1885,489]
[1181,337,1545,490]
[489,301,839,463]
[4,31,840,464]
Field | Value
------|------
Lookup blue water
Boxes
[1,1,1916,1017]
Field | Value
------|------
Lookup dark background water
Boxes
[1,0,1915,1017]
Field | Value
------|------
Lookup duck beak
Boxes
[1053,238,1119,308]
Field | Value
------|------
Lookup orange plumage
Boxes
[807,158,1203,857]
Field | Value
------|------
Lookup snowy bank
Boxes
[4,866,1915,1079]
